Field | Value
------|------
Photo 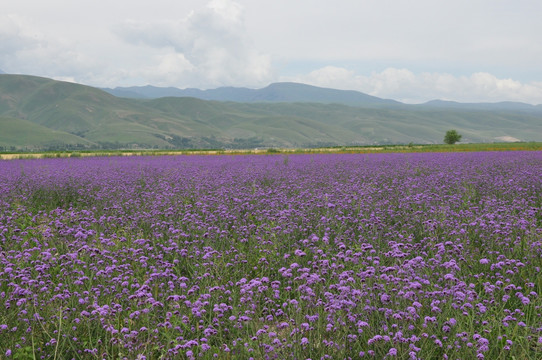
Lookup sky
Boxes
[2,0,542,104]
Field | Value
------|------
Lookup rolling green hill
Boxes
[0,116,95,149]
[1,74,541,150]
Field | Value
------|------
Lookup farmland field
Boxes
[1,152,541,359]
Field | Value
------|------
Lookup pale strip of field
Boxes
[0,153,45,160]
[0,151,225,160]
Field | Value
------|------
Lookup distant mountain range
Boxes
[102,82,402,107]
[1,74,541,150]
[419,99,542,113]
[103,83,542,113]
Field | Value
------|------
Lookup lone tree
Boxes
[444,129,462,144]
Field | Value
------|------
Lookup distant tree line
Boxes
[2,137,427,152]
[167,135,268,150]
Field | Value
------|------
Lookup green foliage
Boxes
[444,129,462,144]
[27,184,84,211]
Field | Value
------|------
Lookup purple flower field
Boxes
[1,152,541,359]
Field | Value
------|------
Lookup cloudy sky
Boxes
[2,0,542,104]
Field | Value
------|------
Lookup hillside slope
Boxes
[1,74,541,150]
[0,116,94,149]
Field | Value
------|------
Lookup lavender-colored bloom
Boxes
[0,151,541,359]
[294,249,306,257]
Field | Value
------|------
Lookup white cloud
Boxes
[207,0,243,22]
[287,66,542,104]
[0,14,101,81]
[0,15,41,60]
[113,0,273,88]
[137,52,196,86]
[1,1,272,89]
[1,1,541,104]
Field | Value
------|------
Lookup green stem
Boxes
[53,306,62,360]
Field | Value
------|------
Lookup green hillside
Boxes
[1,74,541,150]
[0,116,94,149]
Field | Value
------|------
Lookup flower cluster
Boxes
[0,152,541,359]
